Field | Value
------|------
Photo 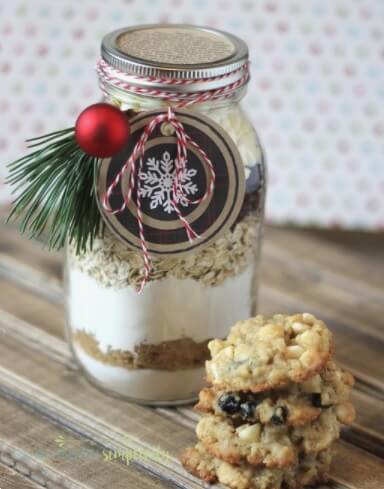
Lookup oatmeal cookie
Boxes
[196,409,341,467]
[181,442,331,489]
[196,388,321,427]
[196,361,354,426]
[206,313,332,392]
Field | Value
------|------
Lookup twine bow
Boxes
[102,106,216,293]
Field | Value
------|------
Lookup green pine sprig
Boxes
[6,128,104,254]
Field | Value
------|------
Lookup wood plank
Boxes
[0,279,64,339]
[0,309,71,366]
[341,390,384,457]
[0,396,171,489]
[0,318,382,488]
[0,251,62,305]
[0,224,61,282]
[332,442,384,489]
[265,227,384,291]
[350,390,384,435]
[261,250,384,339]
[0,464,42,489]
[284,227,384,267]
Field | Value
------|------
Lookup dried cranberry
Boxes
[218,393,241,414]
[311,393,322,407]
[271,406,288,425]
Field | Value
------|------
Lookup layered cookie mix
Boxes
[181,313,355,489]
[65,100,266,403]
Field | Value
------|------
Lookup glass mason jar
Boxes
[65,25,266,405]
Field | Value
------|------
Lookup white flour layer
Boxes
[67,265,254,352]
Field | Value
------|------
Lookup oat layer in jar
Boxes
[65,25,266,405]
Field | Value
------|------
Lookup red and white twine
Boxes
[98,58,249,293]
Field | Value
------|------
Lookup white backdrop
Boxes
[0,0,383,230]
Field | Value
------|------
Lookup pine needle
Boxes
[6,128,104,254]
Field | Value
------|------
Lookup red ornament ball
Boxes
[75,103,130,158]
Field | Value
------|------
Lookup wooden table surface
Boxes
[0,208,383,489]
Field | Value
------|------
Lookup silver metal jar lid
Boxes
[101,24,249,92]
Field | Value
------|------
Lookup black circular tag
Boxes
[96,109,245,257]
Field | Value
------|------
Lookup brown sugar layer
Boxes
[73,330,211,370]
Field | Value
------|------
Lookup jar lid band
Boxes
[100,24,249,94]
[97,58,249,104]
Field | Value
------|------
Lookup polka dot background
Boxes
[0,0,383,230]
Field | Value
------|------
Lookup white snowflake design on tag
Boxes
[138,151,198,214]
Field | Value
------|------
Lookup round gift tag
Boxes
[96,109,245,257]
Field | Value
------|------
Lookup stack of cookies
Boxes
[181,313,355,489]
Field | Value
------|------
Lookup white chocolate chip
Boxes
[299,350,319,369]
[296,330,321,349]
[292,322,309,334]
[234,344,252,362]
[302,313,316,324]
[256,324,284,341]
[236,424,261,442]
[221,346,234,359]
[286,345,305,359]
[238,363,252,378]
